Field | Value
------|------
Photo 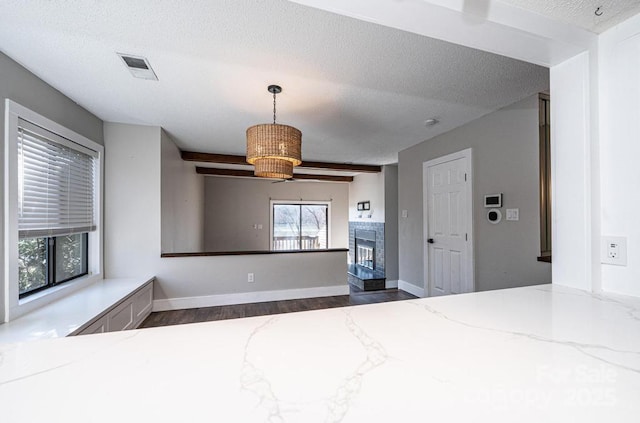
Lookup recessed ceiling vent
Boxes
[117,53,158,81]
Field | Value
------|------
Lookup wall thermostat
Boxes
[487,208,502,224]
[484,193,503,208]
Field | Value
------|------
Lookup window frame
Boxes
[3,100,104,322]
[270,200,331,251]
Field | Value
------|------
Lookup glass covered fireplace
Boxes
[348,224,385,291]
[355,229,376,270]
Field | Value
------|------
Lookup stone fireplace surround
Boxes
[348,221,386,290]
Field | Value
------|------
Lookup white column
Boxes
[550,51,597,291]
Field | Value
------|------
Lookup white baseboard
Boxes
[398,280,426,298]
[385,280,398,289]
[153,284,350,312]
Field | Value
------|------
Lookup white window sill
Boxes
[19,274,92,306]
[12,273,102,322]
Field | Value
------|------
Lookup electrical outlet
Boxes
[601,236,627,266]
[248,273,255,283]
[608,244,619,259]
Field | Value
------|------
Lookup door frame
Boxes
[422,148,474,296]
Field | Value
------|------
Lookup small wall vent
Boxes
[117,53,158,81]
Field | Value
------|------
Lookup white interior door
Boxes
[424,149,473,296]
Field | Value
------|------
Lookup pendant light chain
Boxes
[273,90,277,124]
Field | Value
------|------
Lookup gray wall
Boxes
[204,177,349,251]
[384,165,399,281]
[161,131,204,253]
[0,52,103,321]
[0,53,104,145]
[398,95,551,292]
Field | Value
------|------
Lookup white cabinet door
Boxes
[108,300,134,332]
[73,280,154,336]
[78,316,108,335]
[132,284,153,326]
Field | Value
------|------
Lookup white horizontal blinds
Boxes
[17,118,98,239]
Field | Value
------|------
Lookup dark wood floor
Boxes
[139,286,417,329]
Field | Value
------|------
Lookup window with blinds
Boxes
[17,119,97,239]
[16,118,98,298]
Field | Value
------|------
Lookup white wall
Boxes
[105,123,348,306]
[204,176,348,251]
[598,14,640,297]
[397,95,551,293]
[349,172,385,222]
[546,13,640,299]
[160,131,204,253]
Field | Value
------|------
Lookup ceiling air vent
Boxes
[117,53,158,81]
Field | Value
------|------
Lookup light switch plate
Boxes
[506,208,519,221]
[601,236,627,266]
[402,210,408,218]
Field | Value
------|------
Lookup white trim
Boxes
[6,100,102,151]
[152,284,350,312]
[422,148,474,297]
[398,280,425,298]
[385,280,398,289]
[3,99,104,322]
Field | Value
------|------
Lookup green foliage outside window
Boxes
[18,238,47,294]
[55,234,86,282]
[18,234,87,296]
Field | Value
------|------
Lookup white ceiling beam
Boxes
[287,0,596,67]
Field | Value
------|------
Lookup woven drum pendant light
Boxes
[246,85,302,179]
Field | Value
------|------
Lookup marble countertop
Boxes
[1,284,639,422]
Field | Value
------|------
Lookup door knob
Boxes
[427,238,434,244]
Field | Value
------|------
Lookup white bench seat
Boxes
[0,276,154,344]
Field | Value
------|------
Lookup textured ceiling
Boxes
[0,0,549,165]
[496,0,640,33]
